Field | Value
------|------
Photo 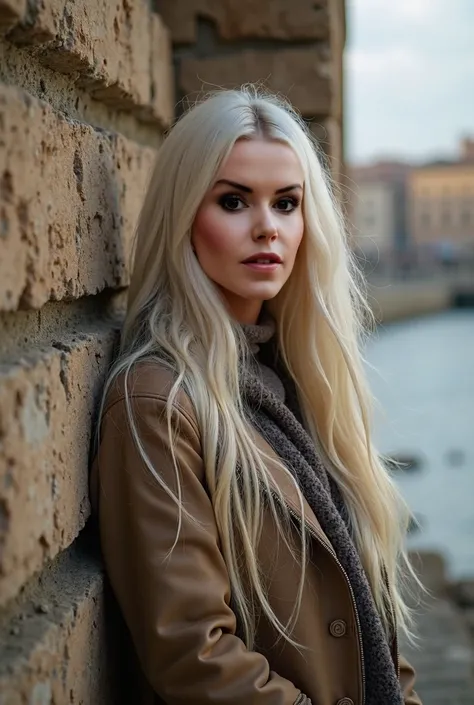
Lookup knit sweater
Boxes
[242,317,285,402]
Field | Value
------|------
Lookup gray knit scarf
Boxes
[241,318,403,705]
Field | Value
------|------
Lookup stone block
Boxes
[139,13,175,127]
[155,0,330,43]
[327,0,345,122]
[0,85,155,311]
[6,0,174,126]
[0,323,117,607]
[0,542,124,703]
[0,0,26,36]
[179,47,332,118]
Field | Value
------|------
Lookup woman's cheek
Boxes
[195,210,240,255]
[200,221,227,252]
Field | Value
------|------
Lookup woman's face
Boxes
[192,138,305,324]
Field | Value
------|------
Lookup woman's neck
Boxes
[218,287,263,325]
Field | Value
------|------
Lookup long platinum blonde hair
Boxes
[99,86,415,649]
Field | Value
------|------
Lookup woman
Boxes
[90,87,421,705]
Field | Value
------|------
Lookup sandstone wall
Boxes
[155,0,346,179]
[0,1,345,701]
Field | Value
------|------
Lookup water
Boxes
[365,310,474,580]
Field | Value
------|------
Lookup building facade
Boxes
[350,179,396,255]
[408,160,474,257]
[347,161,412,269]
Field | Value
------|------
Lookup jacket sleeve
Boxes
[399,654,422,705]
[93,391,308,705]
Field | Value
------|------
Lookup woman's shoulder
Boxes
[102,359,197,431]
[91,360,202,518]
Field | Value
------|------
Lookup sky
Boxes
[345,0,474,164]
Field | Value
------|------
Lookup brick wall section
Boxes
[0,531,137,703]
[0,85,155,311]
[156,0,345,178]
[0,0,172,700]
[1,538,114,703]
[0,324,117,607]
[0,1,345,700]
[4,0,173,126]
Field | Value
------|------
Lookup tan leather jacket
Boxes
[90,362,421,705]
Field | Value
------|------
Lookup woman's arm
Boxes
[93,390,309,705]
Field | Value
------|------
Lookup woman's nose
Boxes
[251,211,278,241]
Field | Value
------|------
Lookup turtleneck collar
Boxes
[240,313,276,355]
[240,313,285,402]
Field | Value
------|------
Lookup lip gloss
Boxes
[243,262,280,272]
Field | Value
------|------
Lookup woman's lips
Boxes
[242,262,281,272]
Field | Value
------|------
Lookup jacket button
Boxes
[336,699,354,705]
[329,619,347,637]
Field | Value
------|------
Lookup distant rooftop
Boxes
[348,136,474,178]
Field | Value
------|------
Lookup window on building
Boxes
[461,210,471,226]
[421,212,430,226]
[441,209,451,226]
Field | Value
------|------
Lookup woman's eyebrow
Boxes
[214,179,303,194]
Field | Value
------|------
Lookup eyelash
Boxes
[218,193,300,213]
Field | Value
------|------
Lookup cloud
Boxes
[348,46,422,80]
[347,0,443,32]
[345,0,474,162]
[350,0,435,21]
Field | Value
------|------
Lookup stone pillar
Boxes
[155,0,346,181]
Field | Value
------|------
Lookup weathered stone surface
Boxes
[327,0,345,122]
[6,0,174,126]
[0,85,155,311]
[8,0,61,44]
[0,0,25,35]
[0,296,120,360]
[0,40,163,152]
[400,554,474,705]
[179,48,332,117]
[155,0,330,43]
[0,542,124,703]
[146,13,175,127]
[0,323,117,607]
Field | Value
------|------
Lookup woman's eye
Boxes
[275,197,299,212]
[219,194,245,211]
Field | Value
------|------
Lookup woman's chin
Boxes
[240,283,283,302]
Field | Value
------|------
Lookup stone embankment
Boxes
[402,552,474,704]
[368,268,474,324]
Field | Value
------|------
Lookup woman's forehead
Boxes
[215,139,304,190]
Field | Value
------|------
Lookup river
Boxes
[364,309,474,580]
